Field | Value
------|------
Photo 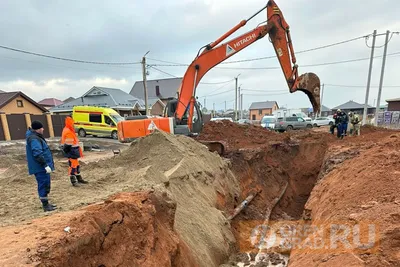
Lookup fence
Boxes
[376,111,400,129]
[0,113,67,141]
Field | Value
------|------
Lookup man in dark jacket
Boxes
[26,121,57,212]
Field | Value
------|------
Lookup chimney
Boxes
[156,85,160,97]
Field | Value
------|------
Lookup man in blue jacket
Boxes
[26,121,57,212]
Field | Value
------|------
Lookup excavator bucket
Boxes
[296,72,321,114]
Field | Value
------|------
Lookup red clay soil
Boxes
[0,191,197,267]
[199,121,400,266]
[196,121,286,151]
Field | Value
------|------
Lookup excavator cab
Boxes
[164,99,204,135]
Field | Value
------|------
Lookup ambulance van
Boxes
[72,106,124,139]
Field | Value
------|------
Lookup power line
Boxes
[147,33,387,66]
[149,51,400,70]
[150,65,235,86]
[0,45,141,65]
[149,66,179,78]
[0,54,139,74]
[365,31,399,49]
[241,89,287,92]
[325,83,400,88]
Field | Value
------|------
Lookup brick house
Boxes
[249,101,279,121]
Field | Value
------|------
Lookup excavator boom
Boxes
[173,0,321,130]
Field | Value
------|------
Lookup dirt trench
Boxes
[219,136,328,266]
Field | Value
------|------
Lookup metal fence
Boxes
[376,111,400,129]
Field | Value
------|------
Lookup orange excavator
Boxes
[118,0,321,149]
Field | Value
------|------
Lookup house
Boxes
[386,98,400,111]
[0,91,47,114]
[130,77,181,106]
[249,101,279,121]
[302,105,332,117]
[38,98,64,110]
[50,86,166,116]
[51,86,144,116]
[332,100,375,115]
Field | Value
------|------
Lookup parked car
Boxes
[260,116,277,130]
[312,117,335,127]
[274,116,313,132]
[237,119,252,125]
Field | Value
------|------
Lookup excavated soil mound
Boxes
[289,133,400,266]
[0,130,240,267]
[0,191,196,267]
[197,121,286,150]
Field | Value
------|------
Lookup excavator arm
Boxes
[172,0,321,131]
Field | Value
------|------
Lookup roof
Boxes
[148,97,165,108]
[321,105,331,112]
[63,97,75,103]
[333,100,373,110]
[50,86,145,112]
[130,77,182,99]
[0,91,48,112]
[249,101,278,110]
[386,98,400,102]
[38,98,63,107]
[0,90,4,93]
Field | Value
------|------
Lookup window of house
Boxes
[258,109,262,115]
[252,114,256,120]
[89,114,102,123]
[16,100,23,107]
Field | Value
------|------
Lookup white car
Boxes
[312,117,335,127]
[260,116,276,129]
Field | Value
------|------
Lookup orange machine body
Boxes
[117,117,175,141]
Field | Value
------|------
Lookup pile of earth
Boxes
[0,130,241,267]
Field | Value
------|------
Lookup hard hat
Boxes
[337,109,341,112]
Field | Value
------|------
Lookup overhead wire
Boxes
[149,65,235,85]
[149,51,400,70]
[0,45,141,65]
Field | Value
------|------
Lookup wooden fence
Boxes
[0,113,67,141]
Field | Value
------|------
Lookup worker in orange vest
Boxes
[61,116,88,186]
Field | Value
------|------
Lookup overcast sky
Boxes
[0,0,399,111]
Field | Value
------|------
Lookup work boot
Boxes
[70,175,80,187]
[76,174,88,184]
[43,203,57,212]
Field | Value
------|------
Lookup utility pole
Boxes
[363,30,377,125]
[213,102,216,117]
[141,51,150,116]
[374,30,390,126]
[234,74,240,121]
[319,83,324,118]
[238,85,242,118]
[240,93,244,119]
[224,101,227,112]
[204,97,206,110]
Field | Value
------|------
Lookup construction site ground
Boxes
[0,123,398,267]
